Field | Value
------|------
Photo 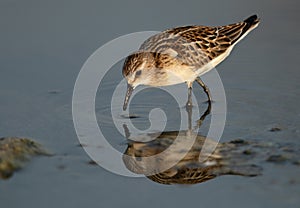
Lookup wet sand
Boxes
[0,0,299,207]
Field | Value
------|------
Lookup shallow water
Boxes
[0,0,300,207]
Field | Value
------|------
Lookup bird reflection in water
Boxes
[122,103,262,185]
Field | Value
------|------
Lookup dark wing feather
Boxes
[139,15,259,67]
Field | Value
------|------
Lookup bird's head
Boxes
[122,51,156,110]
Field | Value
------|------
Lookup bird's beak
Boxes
[123,84,134,111]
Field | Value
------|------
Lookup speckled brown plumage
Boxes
[122,15,260,110]
[138,15,259,68]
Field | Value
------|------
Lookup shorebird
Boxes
[122,15,260,110]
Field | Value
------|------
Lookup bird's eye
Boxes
[135,70,142,77]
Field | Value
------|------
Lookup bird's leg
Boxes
[195,77,212,104]
[186,82,193,108]
[192,77,212,127]
[122,124,130,139]
[196,99,212,127]
[185,82,193,130]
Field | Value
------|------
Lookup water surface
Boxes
[0,0,299,207]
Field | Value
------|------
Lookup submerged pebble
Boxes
[87,160,97,165]
[243,149,253,155]
[269,127,282,132]
[121,114,140,119]
[48,90,61,94]
[229,139,248,145]
[266,155,287,163]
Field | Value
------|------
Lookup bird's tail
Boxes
[241,15,260,36]
[234,14,260,44]
[222,14,260,45]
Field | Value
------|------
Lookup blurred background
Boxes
[0,0,299,207]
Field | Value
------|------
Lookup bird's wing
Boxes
[139,20,255,67]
